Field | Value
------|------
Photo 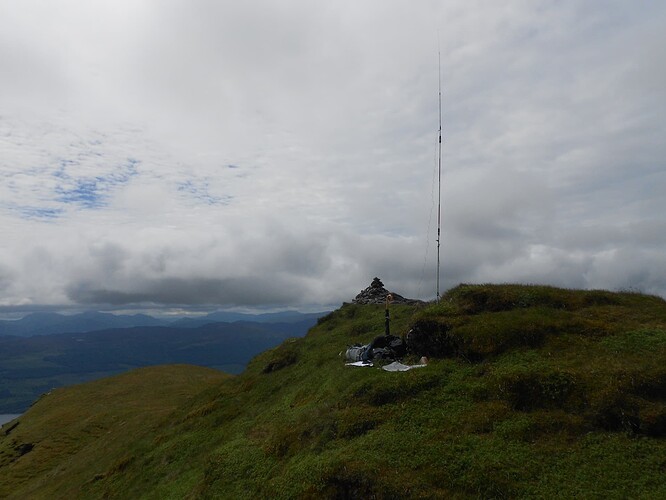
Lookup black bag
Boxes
[367,335,406,361]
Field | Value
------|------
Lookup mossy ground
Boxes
[1,284,665,498]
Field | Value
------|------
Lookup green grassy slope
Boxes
[0,365,229,499]
[1,284,666,498]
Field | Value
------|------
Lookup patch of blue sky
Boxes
[52,157,140,209]
[56,178,106,209]
[119,158,140,180]
[92,158,139,187]
[177,179,232,206]
[13,205,64,221]
[52,159,76,180]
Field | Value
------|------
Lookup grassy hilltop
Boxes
[1,284,666,498]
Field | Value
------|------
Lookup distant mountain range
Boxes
[0,310,329,413]
[0,310,326,337]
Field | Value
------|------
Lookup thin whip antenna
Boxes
[436,46,442,301]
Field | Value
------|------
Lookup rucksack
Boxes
[345,335,406,363]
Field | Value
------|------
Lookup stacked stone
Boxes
[351,277,422,305]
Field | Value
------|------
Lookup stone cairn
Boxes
[351,277,423,305]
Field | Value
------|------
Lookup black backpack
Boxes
[367,334,406,360]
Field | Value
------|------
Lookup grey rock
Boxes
[351,277,423,305]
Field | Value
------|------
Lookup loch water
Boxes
[0,414,21,426]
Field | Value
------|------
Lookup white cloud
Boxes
[0,1,665,313]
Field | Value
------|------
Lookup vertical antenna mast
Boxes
[436,48,442,301]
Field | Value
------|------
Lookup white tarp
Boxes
[381,361,427,372]
[345,361,373,367]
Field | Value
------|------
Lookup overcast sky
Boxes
[1,1,665,316]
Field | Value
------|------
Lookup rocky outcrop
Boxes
[351,277,423,305]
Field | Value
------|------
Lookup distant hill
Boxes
[0,310,328,337]
[0,311,166,337]
[1,285,665,498]
[169,310,326,328]
[0,318,320,413]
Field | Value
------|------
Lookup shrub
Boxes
[336,407,381,439]
[261,343,300,373]
[318,462,390,499]
[409,308,574,361]
[406,320,457,357]
[638,401,666,436]
[600,328,666,354]
[352,371,440,407]
[495,368,580,411]
[590,388,641,434]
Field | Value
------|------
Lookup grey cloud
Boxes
[43,220,339,309]
[66,276,306,308]
[0,264,14,294]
